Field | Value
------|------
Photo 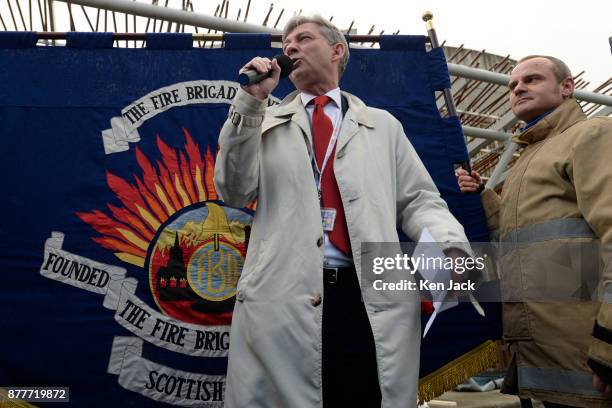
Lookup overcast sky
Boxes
[235,0,611,88]
[2,0,610,88]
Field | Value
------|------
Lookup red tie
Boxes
[311,95,351,255]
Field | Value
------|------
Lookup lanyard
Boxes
[313,107,343,194]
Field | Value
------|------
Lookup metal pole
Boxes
[448,63,510,86]
[48,0,55,44]
[462,126,511,142]
[422,11,457,117]
[54,0,280,33]
[448,63,612,107]
[421,10,480,181]
[29,31,425,44]
[486,140,518,189]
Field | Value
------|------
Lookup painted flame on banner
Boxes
[77,128,254,325]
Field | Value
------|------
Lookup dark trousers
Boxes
[322,266,382,407]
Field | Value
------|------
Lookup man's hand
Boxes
[444,248,471,282]
[239,56,281,101]
[593,373,612,397]
[456,168,483,193]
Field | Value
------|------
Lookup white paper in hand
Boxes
[413,228,458,337]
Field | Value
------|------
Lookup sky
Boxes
[2,0,610,89]
[229,0,612,89]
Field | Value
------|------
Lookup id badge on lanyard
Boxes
[321,208,337,232]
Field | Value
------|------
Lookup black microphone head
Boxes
[274,54,294,78]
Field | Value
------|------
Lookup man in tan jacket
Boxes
[458,55,612,407]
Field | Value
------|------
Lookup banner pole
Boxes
[422,11,457,118]
[422,11,476,177]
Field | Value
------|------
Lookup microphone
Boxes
[238,54,294,86]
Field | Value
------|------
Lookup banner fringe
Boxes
[418,340,499,404]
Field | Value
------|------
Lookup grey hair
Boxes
[517,55,572,83]
[282,14,350,77]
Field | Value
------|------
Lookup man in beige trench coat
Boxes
[215,14,473,408]
[458,55,612,407]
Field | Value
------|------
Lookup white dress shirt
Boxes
[300,88,353,267]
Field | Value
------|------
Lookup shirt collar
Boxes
[300,87,342,109]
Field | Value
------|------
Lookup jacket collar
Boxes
[512,99,586,146]
[262,90,375,132]
[262,89,375,156]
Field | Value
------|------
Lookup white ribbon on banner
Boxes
[40,232,230,357]
[108,336,225,407]
[114,286,230,357]
[40,231,128,307]
[100,80,282,155]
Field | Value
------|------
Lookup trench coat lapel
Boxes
[336,92,374,154]
[263,90,313,159]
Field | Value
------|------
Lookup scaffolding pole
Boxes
[448,63,612,107]
[54,0,281,33]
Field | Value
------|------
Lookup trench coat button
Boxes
[317,236,324,247]
[310,294,322,307]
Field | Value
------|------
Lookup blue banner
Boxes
[0,32,497,406]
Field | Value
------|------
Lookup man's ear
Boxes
[331,42,346,63]
[560,76,575,99]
